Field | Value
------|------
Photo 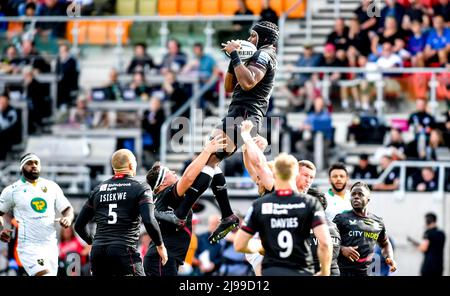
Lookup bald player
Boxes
[74,149,168,276]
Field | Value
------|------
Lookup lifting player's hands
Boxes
[385,257,397,272]
[204,135,228,154]
[55,217,72,228]
[240,120,254,134]
[157,243,168,266]
[341,246,360,262]
[253,135,268,151]
[221,40,241,55]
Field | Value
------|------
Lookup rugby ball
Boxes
[225,40,257,62]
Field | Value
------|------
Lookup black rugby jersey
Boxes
[242,189,326,273]
[87,175,153,249]
[146,182,192,264]
[333,210,388,275]
[230,45,277,117]
[309,219,341,275]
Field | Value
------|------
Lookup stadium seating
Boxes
[285,0,307,18]
[158,0,178,15]
[137,0,157,15]
[220,0,239,15]
[199,0,220,15]
[116,0,137,15]
[179,0,199,15]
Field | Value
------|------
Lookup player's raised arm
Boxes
[176,135,226,196]
[223,40,267,91]
[240,120,274,191]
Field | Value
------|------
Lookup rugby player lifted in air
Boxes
[160,21,280,245]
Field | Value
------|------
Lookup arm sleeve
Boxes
[139,201,163,247]
[0,187,13,214]
[74,201,95,245]
[138,188,163,246]
[240,204,257,235]
[53,181,72,213]
[311,199,327,229]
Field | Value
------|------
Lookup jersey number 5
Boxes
[278,230,293,258]
[108,203,118,224]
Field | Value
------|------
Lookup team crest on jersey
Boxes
[37,259,44,266]
[261,203,273,215]
[30,197,47,213]
[41,186,47,193]
[349,220,358,225]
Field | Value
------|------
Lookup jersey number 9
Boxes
[278,230,293,258]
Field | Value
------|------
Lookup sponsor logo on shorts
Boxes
[30,197,47,213]
[37,259,44,266]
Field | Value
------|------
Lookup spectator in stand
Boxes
[376,42,404,95]
[141,97,165,155]
[431,0,449,23]
[195,215,223,275]
[405,128,444,160]
[0,92,21,160]
[326,18,350,61]
[413,167,438,192]
[408,98,436,139]
[104,68,123,101]
[352,154,379,180]
[0,45,21,74]
[285,44,321,111]
[379,0,406,33]
[37,0,67,38]
[58,225,91,276]
[407,20,428,67]
[18,0,42,16]
[126,43,157,74]
[160,39,187,74]
[182,43,220,112]
[233,0,255,39]
[128,71,152,101]
[386,127,407,156]
[347,17,371,58]
[162,70,189,116]
[372,155,400,191]
[56,43,79,109]
[353,0,378,32]
[17,39,51,73]
[260,0,278,24]
[68,95,93,128]
[371,17,406,59]
[23,66,49,134]
[402,0,429,30]
[316,44,345,107]
[303,97,333,143]
[424,15,450,66]
[443,109,450,147]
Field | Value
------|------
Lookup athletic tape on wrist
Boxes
[230,50,242,67]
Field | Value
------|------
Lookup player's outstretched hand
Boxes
[253,135,268,151]
[204,135,227,154]
[385,257,397,272]
[221,40,241,55]
[0,229,12,243]
[341,246,360,262]
[240,120,254,134]
[157,244,168,266]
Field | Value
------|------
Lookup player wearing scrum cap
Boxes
[0,153,74,276]
[144,136,227,276]
[190,21,280,245]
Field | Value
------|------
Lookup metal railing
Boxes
[159,76,223,164]
[278,0,304,71]
[285,66,447,118]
